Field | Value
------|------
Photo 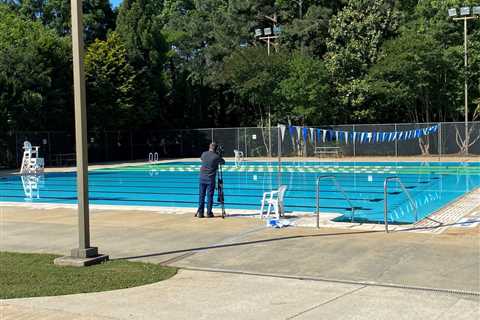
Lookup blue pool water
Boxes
[1,161,479,224]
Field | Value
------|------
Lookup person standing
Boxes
[197,142,225,218]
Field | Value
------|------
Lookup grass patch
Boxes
[0,252,177,299]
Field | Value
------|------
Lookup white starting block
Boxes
[20,141,44,174]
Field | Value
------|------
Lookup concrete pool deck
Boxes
[1,158,479,318]
[2,269,478,320]
[1,204,479,319]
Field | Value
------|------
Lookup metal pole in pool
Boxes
[55,0,107,266]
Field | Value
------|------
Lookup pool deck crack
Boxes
[285,285,367,319]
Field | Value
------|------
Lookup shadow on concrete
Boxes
[114,230,382,262]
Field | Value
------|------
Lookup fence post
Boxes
[268,126,272,158]
[353,124,356,158]
[244,128,248,158]
[394,124,398,158]
[104,131,108,162]
[129,130,134,161]
[438,122,442,160]
[277,124,282,188]
[48,132,52,166]
[211,128,214,142]
[15,132,19,168]
[237,127,240,151]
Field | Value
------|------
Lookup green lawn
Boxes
[0,252,177,299]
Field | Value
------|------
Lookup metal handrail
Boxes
[384,177,418,233]
[316,175,356,228]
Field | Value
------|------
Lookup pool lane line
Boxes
[4,178,429,190]
[7,179,433,190]
[0,186,392,203]
[39,174,440,184]
[0,182,415,195]
[6,175,435,189]
[0,196,374,213]
[100,163,480,170]
[97,166,480,174]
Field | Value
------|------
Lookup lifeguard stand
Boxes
[20,141,44,174]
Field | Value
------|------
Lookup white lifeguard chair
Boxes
[234,149,244,167]
[20,141,44,174]
[260,185,287,219]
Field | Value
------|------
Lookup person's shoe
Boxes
[197,212,205,218]
[207,213,214,218]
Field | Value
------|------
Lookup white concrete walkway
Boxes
[1,269,479,320]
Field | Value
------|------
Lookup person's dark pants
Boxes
[198,177,216,216]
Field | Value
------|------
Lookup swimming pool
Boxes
[1,161,479,224]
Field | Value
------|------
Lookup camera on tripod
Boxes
[215,144,225,158]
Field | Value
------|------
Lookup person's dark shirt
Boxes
[200,151,225,180]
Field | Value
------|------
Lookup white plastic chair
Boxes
[234,149,244,167]
[260,185,287,219]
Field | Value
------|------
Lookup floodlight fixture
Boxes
[254,28,262,37]
[273,26,282,35]
[263,27,272,36]
[460,6,471,16]
[473,6,480,15]
[448,8,457,17]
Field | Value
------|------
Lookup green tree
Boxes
[275,0,347,57]
[85,32,147,130]
[0,3,71,133]
[14,0,115,43]
[223,47,289,126]
[115,0,168,124]
[116,0,166,68]
[324,0,399,122]
[368,26,460,124]
[325,0,399,82]
[277,54,330,124]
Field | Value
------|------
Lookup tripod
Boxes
[217,164,226,219]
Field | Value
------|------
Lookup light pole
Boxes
[54,0,108,267]
[448,6,480,155]
[254,16,282,157]
[293,0,304,53]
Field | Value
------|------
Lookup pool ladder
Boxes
[315,175,356,228]
[384,177,418,233]
[148,152,159,163]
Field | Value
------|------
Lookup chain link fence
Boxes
[279,122,480,158]
[1,122,478,169]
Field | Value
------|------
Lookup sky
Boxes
[110,0,122,8]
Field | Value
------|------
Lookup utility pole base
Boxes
[54,247,108,267]
[71,247,99,258]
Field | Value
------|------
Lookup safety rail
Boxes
[316,175,356,228]
[383,177,418,233]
